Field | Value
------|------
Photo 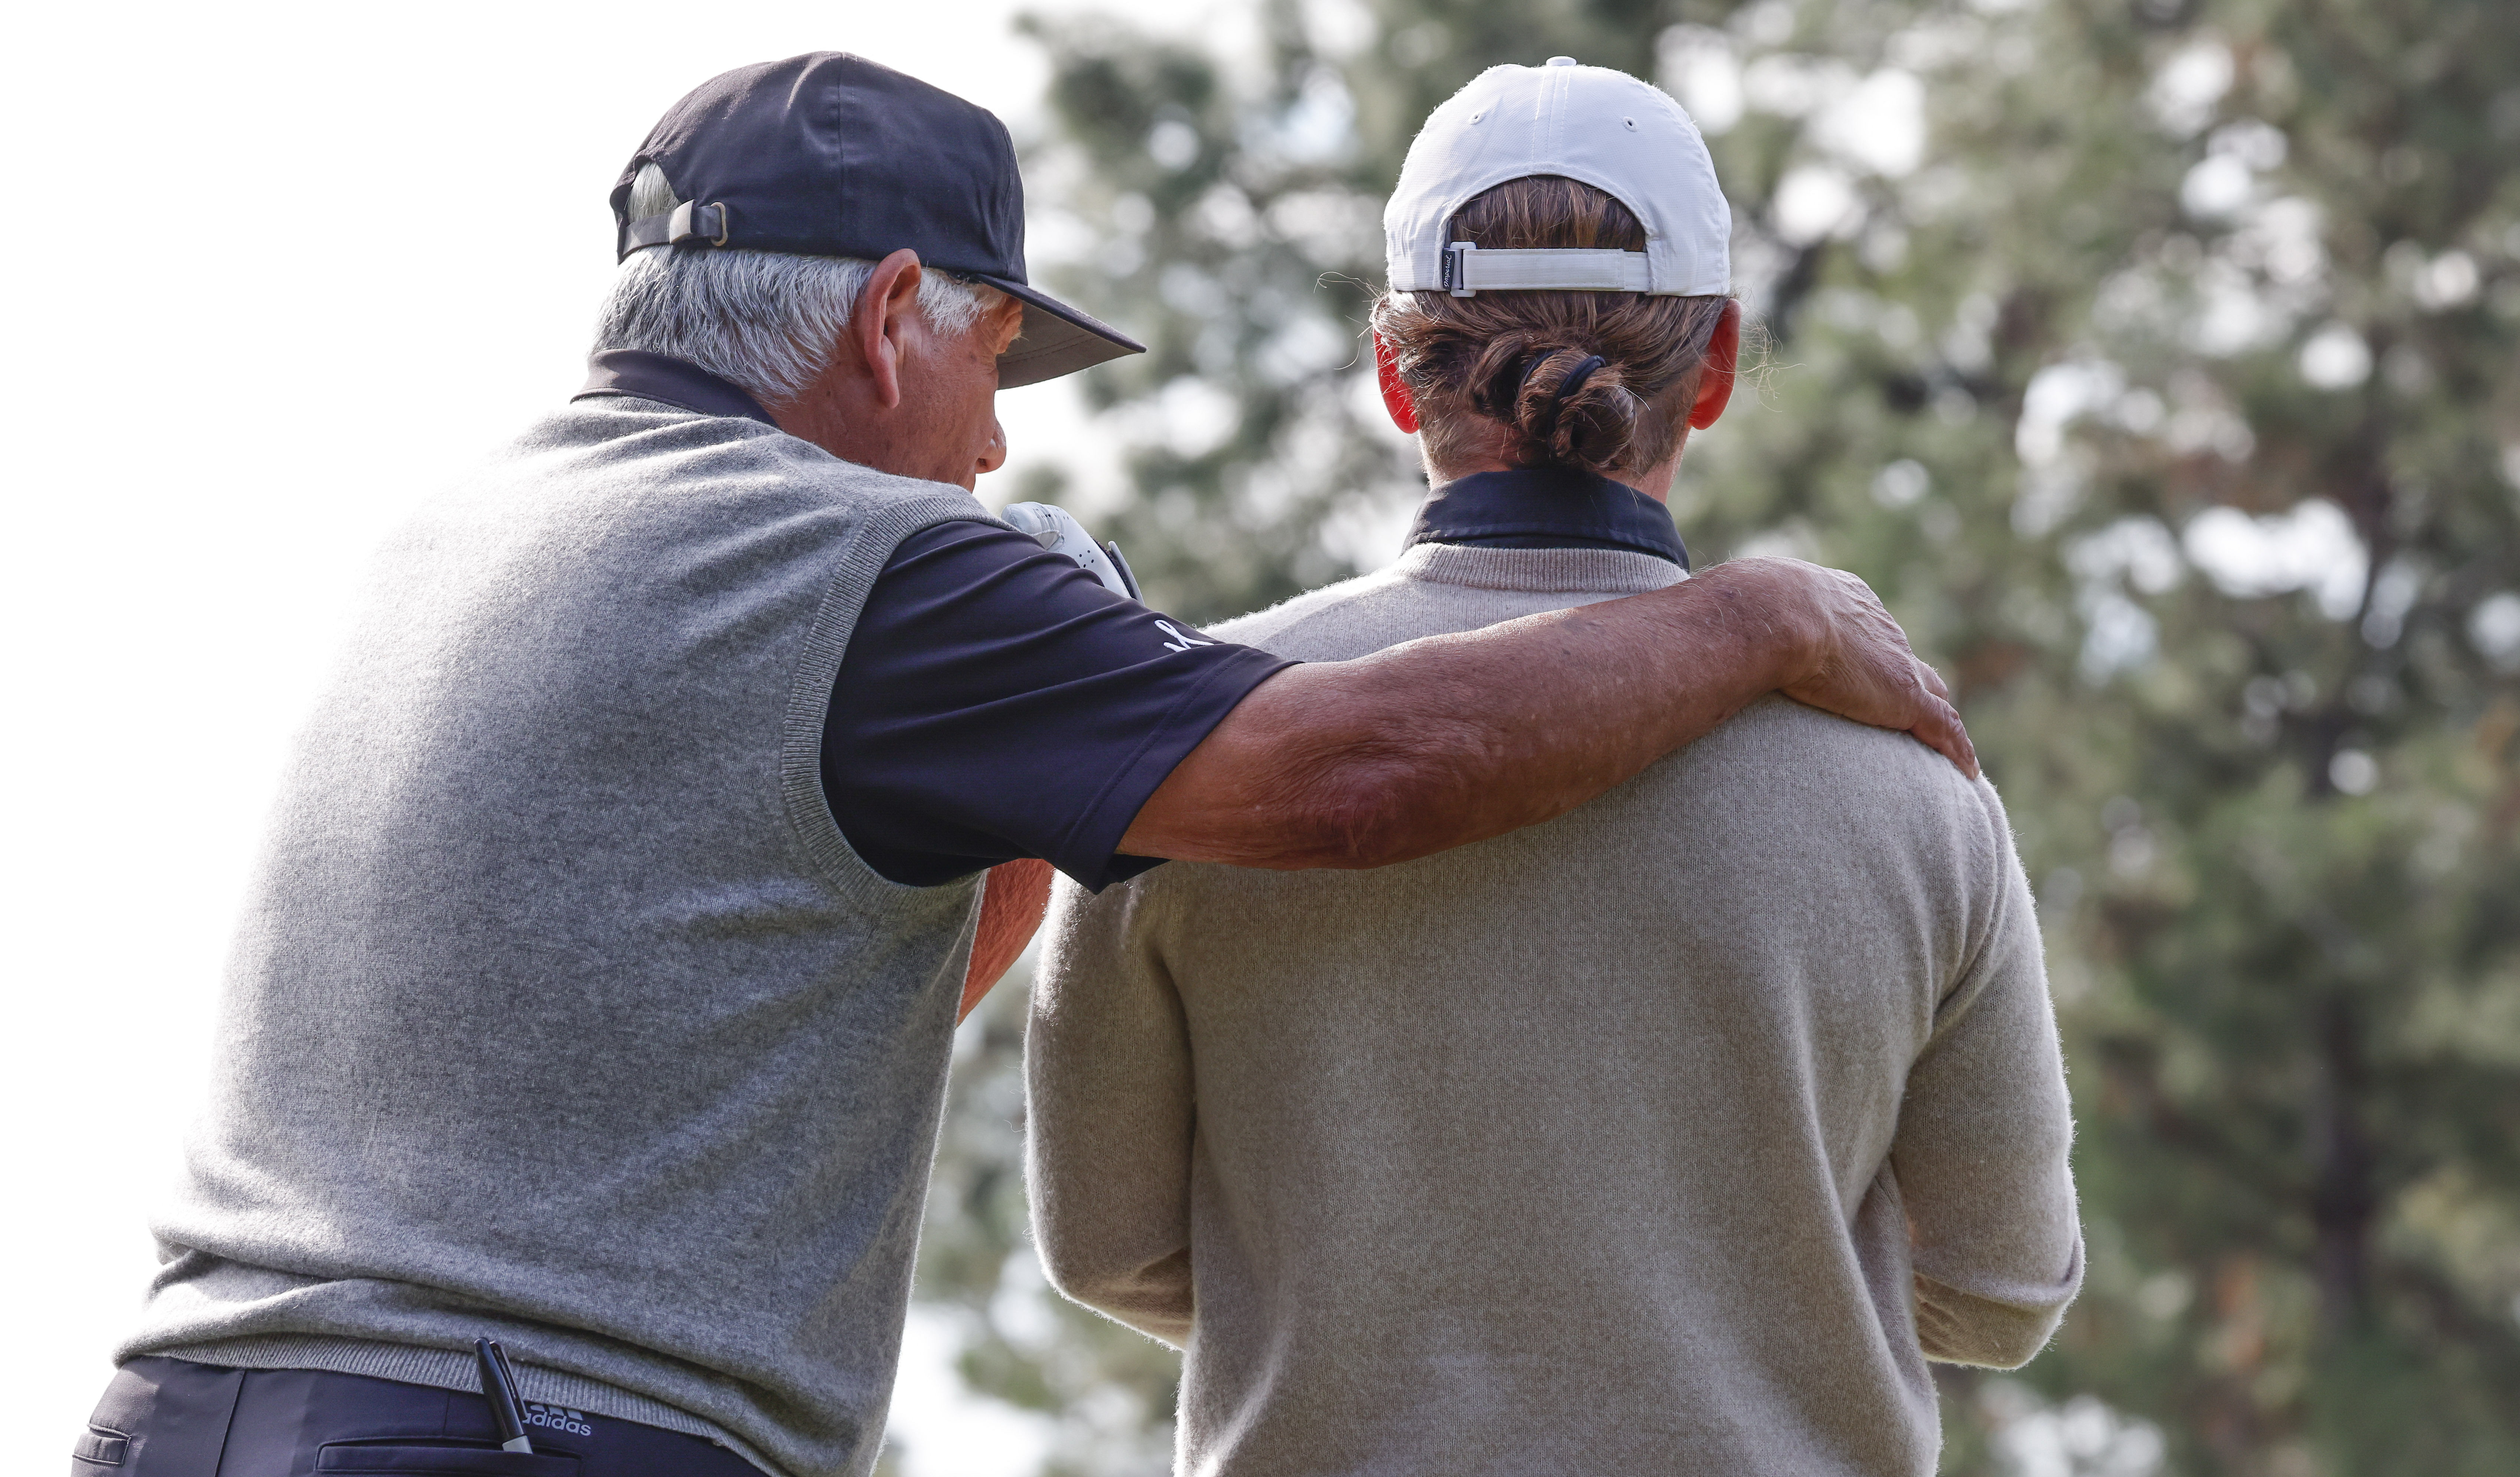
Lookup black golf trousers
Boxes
[73,1357,763,1476]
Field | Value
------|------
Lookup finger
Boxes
[1914,657,1951,703]
[1908,694,1980,779]
[1831,566,1885,610]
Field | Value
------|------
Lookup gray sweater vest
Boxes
[123,398,997,1477]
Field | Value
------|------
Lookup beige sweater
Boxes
[1026,543,2082,1477]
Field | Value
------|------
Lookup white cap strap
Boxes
[1441,241,1651,296]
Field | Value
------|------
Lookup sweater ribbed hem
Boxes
[1397,541,1687,594]
[144,1336,781,1477]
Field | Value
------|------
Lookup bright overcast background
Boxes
[0,3,1200,1471]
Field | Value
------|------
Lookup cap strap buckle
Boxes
[623,201,733,254]
[1442,240,1651,296]
[672,201,732,247]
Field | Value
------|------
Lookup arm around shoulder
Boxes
[1120,556,1975,871]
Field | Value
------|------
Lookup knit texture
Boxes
[123,396,999,1477]
[1027,543,2082,1477]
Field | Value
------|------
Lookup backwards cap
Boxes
[613,53,1142,388]
[1384,57,1732,299]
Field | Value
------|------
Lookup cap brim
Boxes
[977,276,1145,388]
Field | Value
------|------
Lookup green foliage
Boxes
[912,1,2520,1472]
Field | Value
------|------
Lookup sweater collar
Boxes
[1394,541,1687,595]
[574,350,779,428]
[1404,467,1689,569]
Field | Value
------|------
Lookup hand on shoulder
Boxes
[1697,556,1979,778]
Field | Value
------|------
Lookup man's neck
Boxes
[1428,458,1680,505]
[1423,423,1689,505]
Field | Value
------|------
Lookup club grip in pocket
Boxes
[315,1444,580,1475]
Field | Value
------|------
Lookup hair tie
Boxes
[1515,352,1553,400]
[1554,355,1609,404]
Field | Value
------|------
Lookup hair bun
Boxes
[1508,345,1640,475]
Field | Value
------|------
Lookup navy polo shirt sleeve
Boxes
[823,520,1296,891]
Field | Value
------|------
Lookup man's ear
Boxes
[1686,300,1743,431]
[1374,332,1420,435]
[850,248,926,411]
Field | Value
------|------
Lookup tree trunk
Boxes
[2309,993,2374,1332]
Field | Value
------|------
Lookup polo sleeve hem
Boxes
[1052,646,1297,892]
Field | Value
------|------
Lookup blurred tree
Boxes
[907,1,2520,1473]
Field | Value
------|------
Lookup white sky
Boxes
[0,3,1198,1471]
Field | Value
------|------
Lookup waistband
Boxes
[137,1333,766,1468]
[82,1357,769,1477]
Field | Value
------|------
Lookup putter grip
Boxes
[1002,501,1138,601]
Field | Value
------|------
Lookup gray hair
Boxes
[592,164,1000,406]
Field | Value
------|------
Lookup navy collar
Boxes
[574,350,779,428]
[1406,467,1689,569]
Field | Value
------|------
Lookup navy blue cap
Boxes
[612,53,1143,388]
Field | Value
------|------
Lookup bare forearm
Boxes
[1122,563,1797,868]
[961,858,1053,1021]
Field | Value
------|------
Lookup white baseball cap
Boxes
[1384,57,1732,299]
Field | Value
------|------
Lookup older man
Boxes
[74,52,1969,1477]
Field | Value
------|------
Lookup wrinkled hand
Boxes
[1729,557,1978,777]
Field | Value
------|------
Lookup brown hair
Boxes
[1372,175,1730,477]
